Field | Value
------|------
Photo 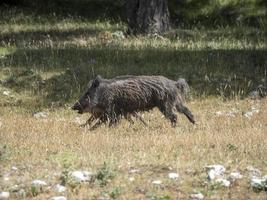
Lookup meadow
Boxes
[0,5,267,200]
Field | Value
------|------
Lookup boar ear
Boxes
[92,75,102,88]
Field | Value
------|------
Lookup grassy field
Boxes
[0,6,267,200]
[1,98,266,199]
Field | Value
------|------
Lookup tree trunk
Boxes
[125,0,170,35]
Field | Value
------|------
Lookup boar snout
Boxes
[72,101,83,114]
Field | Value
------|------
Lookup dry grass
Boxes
[0,97,266,199]
[0,6,266,200]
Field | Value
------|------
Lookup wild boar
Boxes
[72,75,195,127]
[72,75,147,128]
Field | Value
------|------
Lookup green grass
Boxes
[0,8,266,108]
[170,0,267,27]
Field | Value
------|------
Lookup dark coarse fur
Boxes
[72,75,147,128]
[77,75,195,127]
[176,78,190,101]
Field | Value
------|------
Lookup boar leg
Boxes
[124,114,135,124]
[88,113,111,130]
[159,103,177,127]
[80,113,101,127]
[176,104,195,124]
[89,118,102,130]
[80,115,94,127]
[87,115,97,125]
[105,106,119,126]
[132,112,147,126]
[123,112,147,126]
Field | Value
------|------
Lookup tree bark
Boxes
[125,0,170,35]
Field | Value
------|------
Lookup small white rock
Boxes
[190,192,204,199]
[206,165,225,180]
[0,192,10,199]
[207,169,217,180]
[247,166,261,177]
[215,178,231,187]
[230,172,243,180]
[152,180,162,185]
[50,196,67,200]
[129,169,140,174]
[168,172,179,180]
[3,176,9,181]
[250,177,267,189]
[54,184,66,193]
[11,166,18,171]
[251,177,264,186]
[69,171,92,182]
[206,165,226,173]
[32,180,47,187]
[3,91,10,96]
[34,112,48,119]
[244,111,253,118]
[129,177,135,182]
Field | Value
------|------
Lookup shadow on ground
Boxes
[0,27,104,47]
[1,46,266,105]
